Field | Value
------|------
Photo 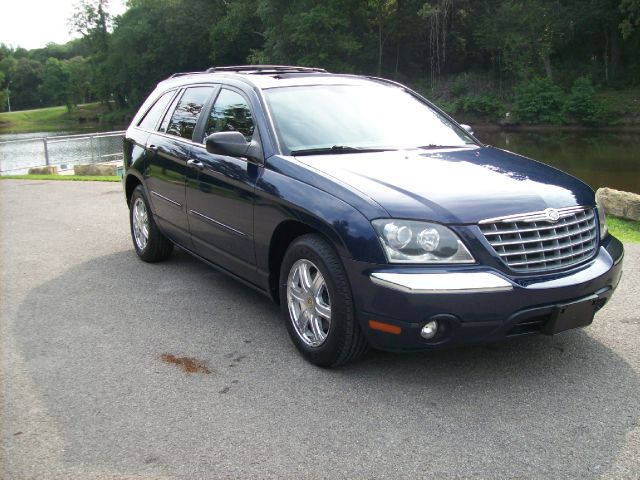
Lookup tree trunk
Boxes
[116,92,127,109]
[541,51,553,80]
[377,21,383,76]
[610,28,620,80]
[604,32,609,83]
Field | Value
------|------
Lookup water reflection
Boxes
[475,127,640,194]
[0,131,124,174]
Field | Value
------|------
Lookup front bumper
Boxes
[344,235,624,352]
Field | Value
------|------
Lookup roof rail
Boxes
[365,75,408,89]
[168,71,208,79]
[165,65,328,81]
[206,65,328,74]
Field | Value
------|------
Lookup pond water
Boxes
[1,128,639,193]
[474,128,640,194]
[0,130,125,175]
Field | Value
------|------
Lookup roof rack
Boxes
[205,65,328,74]
[168,71,208,78]
[167,65,328,80]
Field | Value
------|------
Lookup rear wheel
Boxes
[279,234,368,367]
[129,185,173,262]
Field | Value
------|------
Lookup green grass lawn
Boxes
[0,174,121,182]
[608,216,640,243]
[0,102,123,134]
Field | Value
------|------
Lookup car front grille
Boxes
[479,207,598,273]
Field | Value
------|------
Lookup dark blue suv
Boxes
[123,65,624,367]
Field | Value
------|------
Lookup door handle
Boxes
[187,159,204,170]
[147,144,158,153]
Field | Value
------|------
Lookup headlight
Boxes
[372,219,475,263]
[596,202,608,239]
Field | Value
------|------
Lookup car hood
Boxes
[295,146,595,224]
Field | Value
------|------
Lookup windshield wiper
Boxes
[291,145,393,156]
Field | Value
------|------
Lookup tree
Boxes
[69,0,112,54]
[473,0,567,83]
[0,48,16,111]
[39,58,71,109]
[210,0,264,66]
[11,58,43,110]
[67,56,94,105]
[106,0,222,108]
[253,0,363,71]
[369,0,397,76]
[419,0,453,87]
[0,71,7,112]
[620,0,640,38]
[69,0,113,105]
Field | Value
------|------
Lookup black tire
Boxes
[279,234,369,367]
[129,185,173,262]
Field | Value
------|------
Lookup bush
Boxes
[459,94,505,119]
[434,100,458,115]
[563,76,605,125]
[450,74,470,97]
[514,77,565,124]
[433,94,505,121]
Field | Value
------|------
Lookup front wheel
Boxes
[129,185,173,262]
[279,234,368,367]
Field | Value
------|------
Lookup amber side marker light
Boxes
[368,320,402,335]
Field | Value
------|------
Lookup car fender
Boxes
[254,167,388,274]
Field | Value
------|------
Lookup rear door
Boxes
[144,85,216,246]
[186,87,261,284]
[126,89,178,175]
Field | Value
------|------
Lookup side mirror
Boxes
[205,131,263,162]
[460,124,474,136]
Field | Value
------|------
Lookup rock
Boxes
[28,166,58,175]
[74,164,117,176]
[596,187,640,222]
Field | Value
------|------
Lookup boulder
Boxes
[74,163,117,176]
[28,166,58,175]
[596,187,640,222]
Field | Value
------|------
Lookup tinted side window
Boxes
[166,86,214,140]
[159,92,181,134]
[138,90,175,130]
[205,89,255,141]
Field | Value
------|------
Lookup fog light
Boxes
[420,320,438,339]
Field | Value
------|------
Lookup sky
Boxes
[0,0,127,50]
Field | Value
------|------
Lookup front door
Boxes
[186,87,260,284]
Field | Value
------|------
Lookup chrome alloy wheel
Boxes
[286,259,332,347]
[132,197,150,251]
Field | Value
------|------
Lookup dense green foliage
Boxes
[1,0,640,125]
[514,77,565,124]
[564,76,606,125]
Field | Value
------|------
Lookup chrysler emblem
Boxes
[545,208,560,222]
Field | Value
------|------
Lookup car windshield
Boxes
[264,84,476,154]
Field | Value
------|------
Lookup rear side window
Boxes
[204,89,255,141]
[138,90,175,130]
[165,86,215,140]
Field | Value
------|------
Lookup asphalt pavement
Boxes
[1,179,639,479]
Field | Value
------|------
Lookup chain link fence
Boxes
[0,131,125,175]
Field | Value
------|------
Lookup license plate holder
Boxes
[543,295,599,335]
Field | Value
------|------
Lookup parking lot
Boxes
[1,179,639,479]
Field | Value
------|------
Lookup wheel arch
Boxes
[124,172,143,206]
[267,220,338,303]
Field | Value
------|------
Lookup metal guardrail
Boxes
[0,130,126,174]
